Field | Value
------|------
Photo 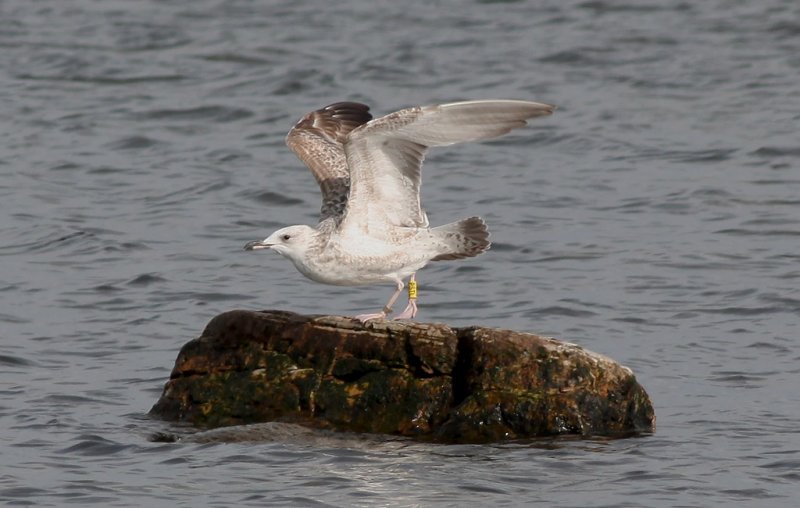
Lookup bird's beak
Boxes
[243,240,273,251]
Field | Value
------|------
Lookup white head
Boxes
[243,225,318,263]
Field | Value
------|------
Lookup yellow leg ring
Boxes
[408,280,418,300]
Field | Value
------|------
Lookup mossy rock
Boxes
[150,310,655,443]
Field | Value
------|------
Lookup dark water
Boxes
[2,0,799,506]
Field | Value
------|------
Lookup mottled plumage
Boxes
[245,99,555,321]
[285,102,372,222]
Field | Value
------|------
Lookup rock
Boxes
[150,310,655,443]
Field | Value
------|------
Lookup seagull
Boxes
[244,99,555,321]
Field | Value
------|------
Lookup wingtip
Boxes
[522,100,557,117]
[438,99,556,118]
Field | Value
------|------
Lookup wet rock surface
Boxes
[150,310,655,443]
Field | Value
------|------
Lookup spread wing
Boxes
[285,102,372,223]
[339,99,555,237]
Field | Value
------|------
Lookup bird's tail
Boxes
[431,216,491,261]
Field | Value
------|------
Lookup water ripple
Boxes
[2,0,800,506]
[59,435,135,457]
[134,105,254,123]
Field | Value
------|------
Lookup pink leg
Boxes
[355,279,404,322]
[393,299,417,320]
[394,273,418,320]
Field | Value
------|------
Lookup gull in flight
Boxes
[245,99,555,321]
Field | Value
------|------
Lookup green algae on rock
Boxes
[150,310,655,443]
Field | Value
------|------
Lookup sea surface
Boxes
[1,0,799,506]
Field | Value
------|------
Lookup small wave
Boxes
[134,105,254,123]
[0,228,92,256]
[106,135,165,151]
[578,1,691,13]
[745,342,791,354]
[0,354,37,367]
[690,306,784,316]
[239,189,305,206]
[750,146,800,158]
[58,434,134,457]
[715,228,800,237]
[126,273,167,287]
[523,306,597,318]
[198,53,273,65]
[538,49,610,65]
[109,21,191,52]
[747,178,800,186]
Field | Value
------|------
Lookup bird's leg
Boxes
[393,273,418,320]
[355,279,405,322]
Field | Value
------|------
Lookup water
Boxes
[1,0,799,505]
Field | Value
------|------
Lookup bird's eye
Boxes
[281,234,291,241]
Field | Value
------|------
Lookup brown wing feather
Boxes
[285,102,372,222]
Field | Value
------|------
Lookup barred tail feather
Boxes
[431,216,491,261]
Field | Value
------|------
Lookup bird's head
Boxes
[243,225,318,262]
